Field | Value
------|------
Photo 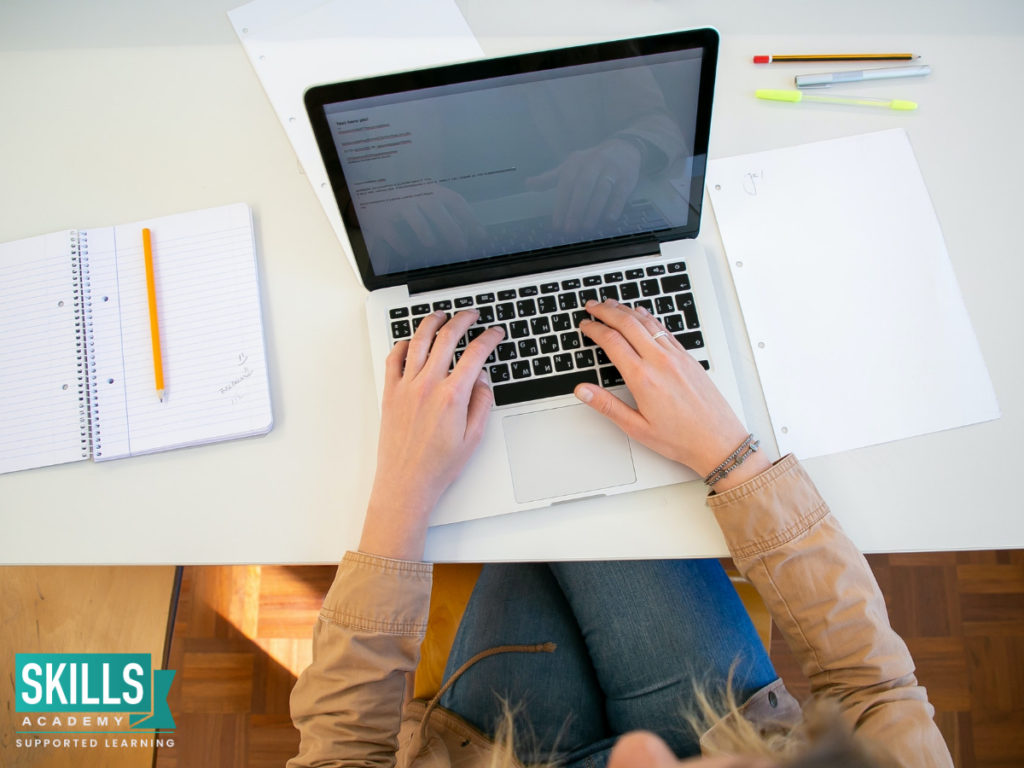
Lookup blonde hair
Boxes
[481,683,900,768]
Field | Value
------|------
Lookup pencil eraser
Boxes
[753,55,771,64]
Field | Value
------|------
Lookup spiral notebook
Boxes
[0,202,273,475]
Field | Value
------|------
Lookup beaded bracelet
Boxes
[703,434,760,488]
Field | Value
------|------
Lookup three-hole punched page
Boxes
[0,202,273,474]
[707,129,998,459]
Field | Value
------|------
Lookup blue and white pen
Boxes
[795,64,931,88]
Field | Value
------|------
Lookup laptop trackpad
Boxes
[503,404,636,504]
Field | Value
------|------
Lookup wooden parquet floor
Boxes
[156,550,1024,768]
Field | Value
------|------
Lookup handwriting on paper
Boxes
[742,170,765,196]
[219,352,253,404]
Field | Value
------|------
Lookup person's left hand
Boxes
[360,309,504,560]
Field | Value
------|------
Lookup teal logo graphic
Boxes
[16,653,175,729]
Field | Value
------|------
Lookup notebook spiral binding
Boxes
[70,230,99,459]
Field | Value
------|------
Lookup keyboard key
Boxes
[477,305,495,323]
[411,303,430,315]
[599,285,619,301]
[553,353,574,372]
[498,289,517,300]
[552,313,572,332]
[625,268,644,279]
[675,331,704,350]
[603,271,624,283]
[412,316,424,331]
[454,296,474,308]
[496,342,517,361]
[655,296,675,315]
[516,299,537,317]
[510,360,532,380]
[699,359,710,370]
[391,320,411,338]
[600,365,624,387]
[475,292,495,304]
[646,264,666,276]
[537,295,557,314]
[432,299,452,311]
[634,299,655,314]
[558,292,578,311]
[496,302,515,321]
[467,327,485,341]
[539,335,559,354]
[517,338,539,357]
[583,275,602,286]
[620,282,640,300]
[677,293,700,328]
[579,288,599,303]
[664,314,686,333]
[560,278,581,290]
[518,285,539,297]
[596,348,611,366]
[493,369,599,406]
[661,274,691,293]
[640,279,660,297]
[510,320,530,338]
[389,307,409,319]
[530,317,550,335]
[540,282,560,293]
[456,334,467,349]
[489,363,511,383]
[559,332,581,350]
[532,356,553,376]
[573,349,595,368]
[667,261,686,273]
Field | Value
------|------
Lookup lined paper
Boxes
[87,203,273,459]
[0,203,272,475]
[0,231,88,473]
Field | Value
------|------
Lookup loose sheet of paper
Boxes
[227,0,484,277]
[707,129,999,459]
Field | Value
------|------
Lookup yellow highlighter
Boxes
[756,89,917,110]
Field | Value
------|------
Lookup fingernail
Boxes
[575,385,594,403]
[606,299,619,307]
[478,369,489,384]
[433,309,446,318]
[585,299,598,308]
[637,305,650,316]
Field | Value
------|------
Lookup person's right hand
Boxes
[574,300,771,490]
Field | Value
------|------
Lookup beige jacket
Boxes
[288,456,953,767]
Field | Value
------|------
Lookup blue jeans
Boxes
[438,560,776,767]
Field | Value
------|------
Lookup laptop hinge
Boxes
[407,238,661,295]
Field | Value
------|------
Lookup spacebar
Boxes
[493,370,599,406]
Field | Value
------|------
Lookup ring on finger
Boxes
[651,330,671,341]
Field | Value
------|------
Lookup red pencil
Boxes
[753,53,917,64]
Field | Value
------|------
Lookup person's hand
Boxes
[360,310,504,559]
[526,138,642,235]
[574,300,771,491]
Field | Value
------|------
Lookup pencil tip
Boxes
[157,389,165,402]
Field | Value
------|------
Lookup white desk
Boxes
[1,0,1021,564]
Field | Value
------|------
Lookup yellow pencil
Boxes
[142,227,165,402]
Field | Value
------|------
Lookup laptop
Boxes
[305,27,745,526]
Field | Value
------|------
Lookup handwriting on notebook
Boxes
[219,351,255,402]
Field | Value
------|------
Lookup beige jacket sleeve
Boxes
[707,455,953,767]
[287,551,433,768]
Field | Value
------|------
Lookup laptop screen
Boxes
[306,28,718,290]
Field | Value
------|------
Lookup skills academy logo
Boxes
[13,653,176,754]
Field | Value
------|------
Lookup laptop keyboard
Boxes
[387,259,707,407]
